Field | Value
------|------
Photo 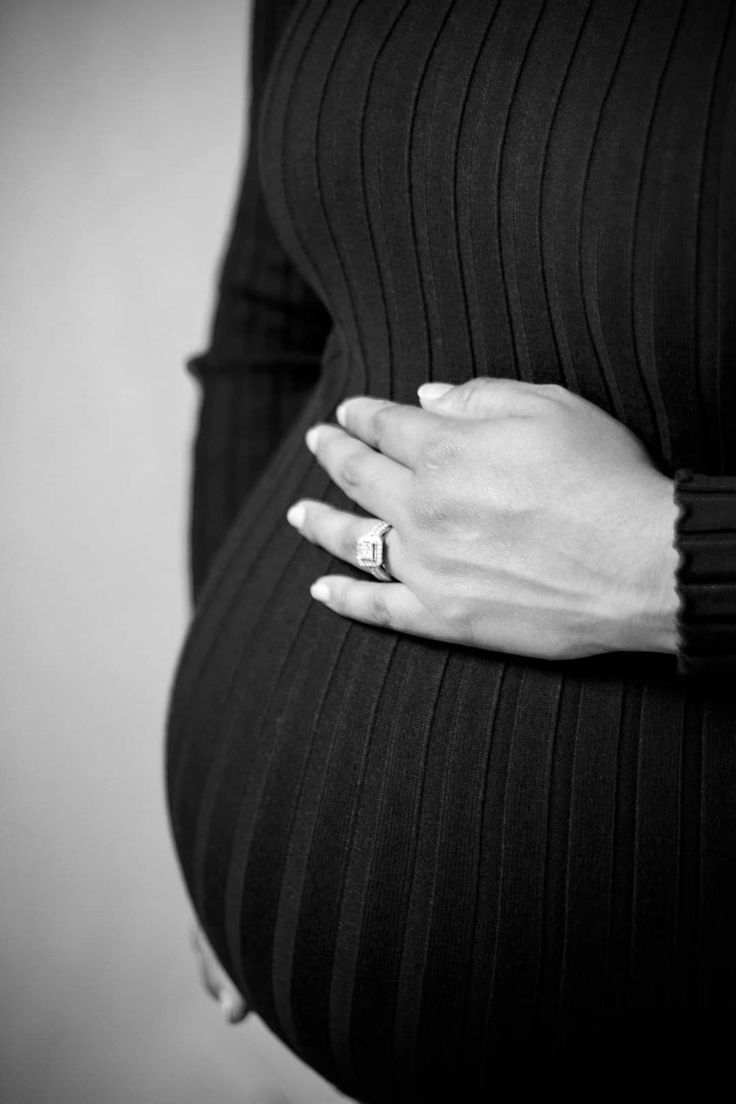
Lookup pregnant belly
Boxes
[165,360,729,1100]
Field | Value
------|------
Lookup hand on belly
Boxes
[285,377,679,662]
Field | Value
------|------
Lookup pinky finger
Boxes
[310,576,445,640]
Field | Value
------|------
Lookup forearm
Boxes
[186,0,331,603]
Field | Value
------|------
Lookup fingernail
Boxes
[310,580,330,602]
[417,382,454,401]
[286,502,306,529]
[305,426,320,453]
[335,402,347,426]
[221,992,247,1024]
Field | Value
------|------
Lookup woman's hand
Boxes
[286,378,680,662]
[190,923,248,1024]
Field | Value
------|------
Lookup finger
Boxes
[192,932,223,1002]
[309,575,459,643]
[305,423,411,521]
[287,499,406,580]
[218,990,249,1025]
[418,376,560,418]
[191,925,248,1023]
[334,395,442,469]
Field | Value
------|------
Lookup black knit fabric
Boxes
[674,470,736,678]
[166,2,736,1099]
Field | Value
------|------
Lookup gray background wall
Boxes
[1,1,344,1100]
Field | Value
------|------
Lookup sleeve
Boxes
[187,0,332,603]
[673,470,736,680]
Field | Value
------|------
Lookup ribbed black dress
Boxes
[166,1,736,1098]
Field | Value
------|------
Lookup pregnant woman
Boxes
[166,1,736,1099]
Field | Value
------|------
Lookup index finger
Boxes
[335,395,441,468]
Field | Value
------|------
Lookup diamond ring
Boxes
[356,520,394,581]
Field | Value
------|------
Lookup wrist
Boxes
[605,473,679,656]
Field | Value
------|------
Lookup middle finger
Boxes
[287,499,407,581]
[306,423,411,522]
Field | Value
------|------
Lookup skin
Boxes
[191,924,248,1024]
[285,378,681,661]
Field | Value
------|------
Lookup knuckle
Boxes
[339,451,365,490]
[455,376,496,411]
[363,469,384,501]
[342,526,359,562]
[441,596,473,633]
[409,485,452,531]
[370,590,393,628]
[370,402,395,448]
[538,381,568,403]
[463,376,492,397]
[326,581,344,610]
[417,430,462,473]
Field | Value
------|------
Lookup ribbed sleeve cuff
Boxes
[673,469,736,679]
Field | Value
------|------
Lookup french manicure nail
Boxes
[220,991,248,1024]
[305,426,320,453]
[286,503,306,528]
[310,580,330,602]
[417,382,454,401]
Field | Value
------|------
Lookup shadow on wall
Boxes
[0,1,345,1101]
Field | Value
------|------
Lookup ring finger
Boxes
[286,499,406,581]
